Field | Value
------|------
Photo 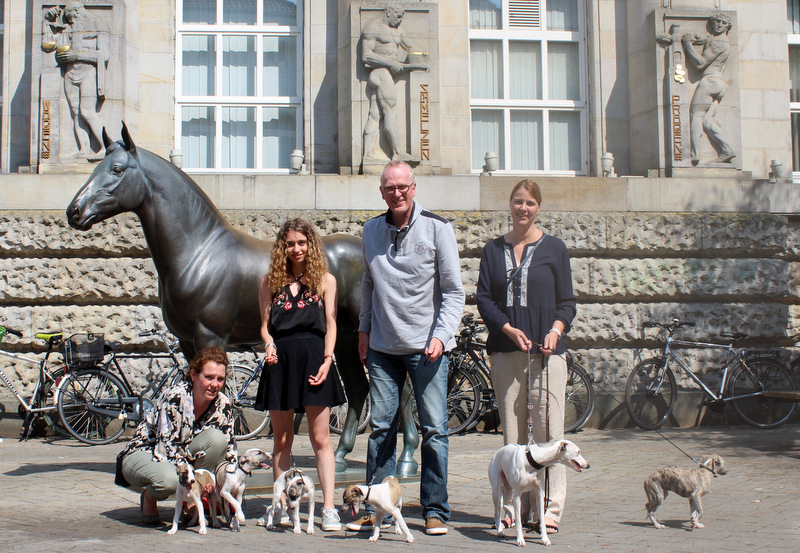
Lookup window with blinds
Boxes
[469,0,586,174]
[175,0,302,172]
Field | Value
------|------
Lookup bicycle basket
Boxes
[64,333,105,366]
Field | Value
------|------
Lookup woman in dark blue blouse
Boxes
[476,180,576,534]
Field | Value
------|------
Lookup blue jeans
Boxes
[366,348,450,522]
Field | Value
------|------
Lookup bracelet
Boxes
[323,354,334,360]
[549,328,562,338]
[265,342,276,349]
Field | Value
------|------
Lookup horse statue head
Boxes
[67,122,150,231]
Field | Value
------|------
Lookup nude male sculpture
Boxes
[680,14,736,165]
[361,5,428,163]
[45,1,109,159]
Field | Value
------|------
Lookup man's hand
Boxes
[425,337,444,362]
[358,331,370,366]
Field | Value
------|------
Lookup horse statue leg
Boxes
[333,330,369,472]
[396,378,420,476]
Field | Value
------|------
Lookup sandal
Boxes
[532,519,558,534]
[140,491,161,525]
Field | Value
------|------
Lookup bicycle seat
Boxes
[720,332,748,341]
[35,332,63,345]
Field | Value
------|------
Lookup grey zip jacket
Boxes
[359,202,465,355]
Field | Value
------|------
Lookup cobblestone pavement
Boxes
[0,425,798,553]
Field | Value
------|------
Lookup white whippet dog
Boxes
[488,439,589,546]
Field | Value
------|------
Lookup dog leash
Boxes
[654,429,717,476]
[584,372,717,475]
[526,345,552,511]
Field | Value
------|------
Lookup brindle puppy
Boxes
[644,454,727,529]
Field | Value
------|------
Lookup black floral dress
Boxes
[255,283,345,412]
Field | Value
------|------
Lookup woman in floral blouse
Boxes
[256,218,345,531]
[118,346,237,524]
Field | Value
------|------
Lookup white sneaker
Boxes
[321,507,341,531]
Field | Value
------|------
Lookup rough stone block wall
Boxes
[1,210,798,425]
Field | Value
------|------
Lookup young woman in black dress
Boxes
[256,218,345,531]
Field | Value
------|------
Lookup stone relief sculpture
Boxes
[682,13,736,165]
[42,1,109,160]
[361,4,429,163]
[660,13,736,165]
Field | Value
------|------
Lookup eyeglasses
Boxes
[380,182,414,195]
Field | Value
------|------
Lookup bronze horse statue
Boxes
[65,123,419,473]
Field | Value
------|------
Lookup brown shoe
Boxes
[425,517,448,535]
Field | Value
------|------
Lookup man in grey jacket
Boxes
[350,160,465,536]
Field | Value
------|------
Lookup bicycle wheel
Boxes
[625,358,677,430]
[564,361,595,433]
[225,364,269,440]
[730,358,797,429]
[57,368,127,445]
[330,390,371,435]
[445,364,483,434]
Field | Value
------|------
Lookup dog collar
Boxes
[365,486,371,503]
[699,462,716,477]
[239,466,252,476]
[525,448,545,471]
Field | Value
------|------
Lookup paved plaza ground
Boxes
[0,424,798,553]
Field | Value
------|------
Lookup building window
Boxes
[469,0,586,174]
[176,0,302,172]
[789,0,800,173]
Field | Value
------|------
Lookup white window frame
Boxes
[469,0,588,175]
[175,0,303,173]
[789,0,800,179]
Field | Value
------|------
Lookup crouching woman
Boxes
[115,346,238,524]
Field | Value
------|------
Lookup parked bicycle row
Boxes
[2,314,796,445]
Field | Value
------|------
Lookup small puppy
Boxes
[168,451,219,535]
[488,439,590,547]
[259,468,316,534]
[215,448,272,531]
[341,476,413,543]
[644,454,727,529]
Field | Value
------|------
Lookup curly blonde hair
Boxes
[266,218,328,295]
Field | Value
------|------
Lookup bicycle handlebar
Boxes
[643,320,696,330]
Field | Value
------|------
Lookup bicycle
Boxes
[625,319,797,430]
[57,328,189,444]
[0,324,72,439]
[564,350,595,433]
[226,343,272,440]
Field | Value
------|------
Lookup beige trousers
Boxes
[489,351,567,523]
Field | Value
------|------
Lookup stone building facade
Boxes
[1,0,800,427]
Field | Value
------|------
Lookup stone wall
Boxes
[2,209,799,426]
